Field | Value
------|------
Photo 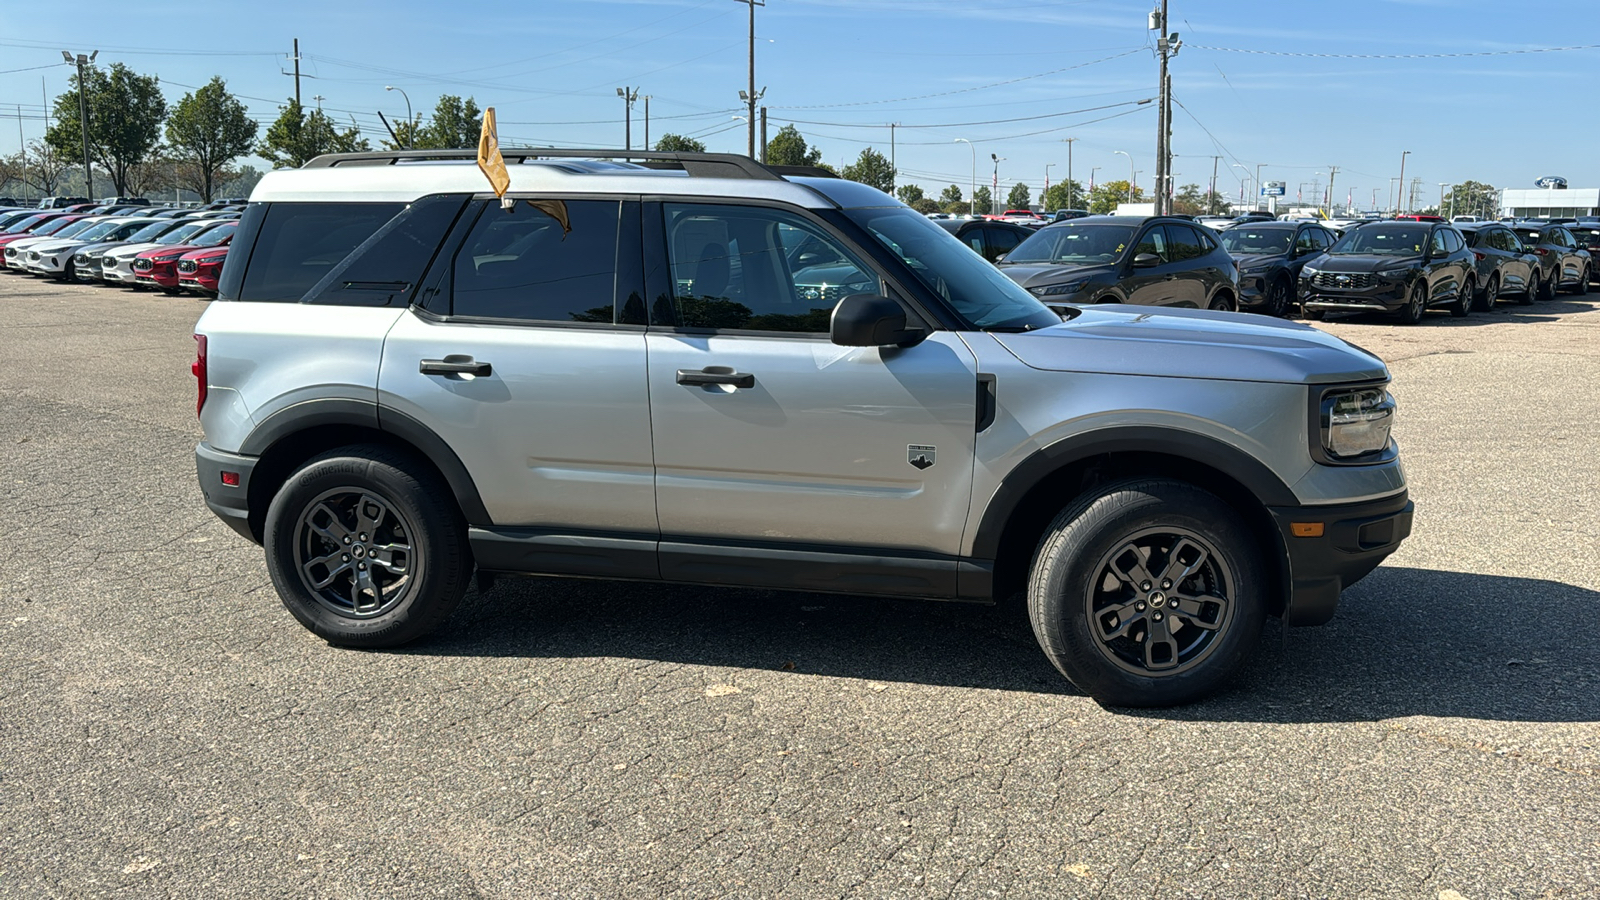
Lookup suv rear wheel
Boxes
[1027,479,1267,707]
[264,445,471,648]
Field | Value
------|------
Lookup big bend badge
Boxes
[908,445,936,470]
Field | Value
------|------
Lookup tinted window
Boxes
[239,203,404,302]
[987,226,1023,255]
[310,195,468,309]
[1134,226,1169,262]
[1163,224,1205,261]
[662,202,873,333]
[451,199,620,323]
[1220,228,1291,255]
[1430,230,1449,255]
[1006,222,1137,265]
[1442,229,1463,253]
[1331,226,1428,255]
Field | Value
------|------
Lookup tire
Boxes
[1207,293,1234,312]
[1450,276,1473,317]
[1263,277,1292,317]
[1576,265,1590,295]
[264,444,471,648]
[1475,273,1498,313]
[1395,281,1427,325]
[1519,271,1537,305]
[1538,267,1556,301]
[1027,479,1267,707]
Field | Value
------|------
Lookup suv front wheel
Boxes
[264,445,471,648]
[1027,479,1267,707]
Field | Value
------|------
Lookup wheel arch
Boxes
[972,427,1295,613]
[240,399,491,543]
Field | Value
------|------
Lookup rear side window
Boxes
[237,203,404,302]
[1162,225,1205,261]
[449,199,621,323]
[304,195,467,308]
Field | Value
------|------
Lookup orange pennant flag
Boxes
[477,106,511,203]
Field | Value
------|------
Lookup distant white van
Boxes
[1451,215,1481,223]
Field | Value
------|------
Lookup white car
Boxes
[2,216,113,271]
[17,217,150,278]
[99,220,220,285]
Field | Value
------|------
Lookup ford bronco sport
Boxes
[193,149,1412,706]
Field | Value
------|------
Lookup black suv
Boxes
[1513,223,1591,297]
[1568,224,1600,284]
[1299,221,1476,323]
[996,216,1239,311]
[933,218,1037,264]
[1455,222,1541,308]
[1219,221,1338,317]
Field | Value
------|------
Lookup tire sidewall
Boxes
[1028,480,1267,707]
[264,449,467,647]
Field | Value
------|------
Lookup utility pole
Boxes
[1150,1,1181,216]
[643,96,651,151]
[292,39,301,107]
[1063,137,1077,211]
[735,0,766,159]
[1044,163,1054,210]
[1207,155,1221,214]
[61,50,96,198]
[1325,165,1339,215]
[16,106,25,202]
[1396,150,1410,215]
[759,107,768,163]
[889,123,898,196]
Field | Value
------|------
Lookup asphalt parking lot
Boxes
[1,277,1596,899]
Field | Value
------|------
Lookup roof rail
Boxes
[301,148,785,181]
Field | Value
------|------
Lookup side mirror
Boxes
[1132,252,1162,268]
[994,253,1008,263]
[830,294,925,348]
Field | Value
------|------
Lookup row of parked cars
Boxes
[0,200,245,294]
[936,208,1598,324]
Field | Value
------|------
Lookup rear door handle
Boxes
[420,355,492,376]
[676,366,755,389]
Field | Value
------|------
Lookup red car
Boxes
[176,246,229,294]
[0,213,83,268]
[132,222,237,291]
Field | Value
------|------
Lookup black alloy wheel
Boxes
[1475,273,1497,313]
[1450,276,1474,317]
[1207,293,1234,312]
[1539,267,1557,301]
[1264,277,1292,317]
[1519,271,1537,305]
[1576,265,1590,295]
[1396,281,1427,325]
[1028,479,1266,707]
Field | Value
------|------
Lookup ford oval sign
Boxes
[1535,175,1568,189]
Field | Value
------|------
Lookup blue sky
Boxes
[3,0,1597,208]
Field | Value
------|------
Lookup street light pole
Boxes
[1438,182,1449,216]
[1043,163,1054,211]
[954,138,974,217]
[1062,137,1077,211]
[990,153,1005,215]
[61,50,96,197]
[616,87,639,150]
[1114,150,1133,202]
[1397,150,1411,214]
[384,86,412,150]
[735,0,767,159]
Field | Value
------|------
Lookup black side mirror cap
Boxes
[830,294,926,347]
[1132,252,1162,268]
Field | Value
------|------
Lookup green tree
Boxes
[385,95,483,151]
[1040,180,1085,212]
[1006,182,1032,210]
[765,124,823,167]
[1172,183,1205,216]
[972,185,993,216]
[46,62,167,196]
[259,99,370,169]
[841,148,895,193]
[896,183,925,205]
[164,77,259,201]
[1087,180,1143,214]
[655,133,707,152]
[943,200,971,216]
[910,197,940,215]
[939,184,964,205]
[1445,180,1498,220]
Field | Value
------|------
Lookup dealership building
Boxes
[1499,188,1600,219]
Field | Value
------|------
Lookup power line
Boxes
[1191,42,1600,60]
[774,98,1151,130]
[769,48,1144,109]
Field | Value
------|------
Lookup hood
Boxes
[1314,254,1420,273]
[22,237,88,254]
[181,247,229,260]
[1232,252,1288,268]
[138,242,207,259]
[107,242,164,259]
[992,305,1387,385]
[73,241,126,258]
[997,262,1117,290]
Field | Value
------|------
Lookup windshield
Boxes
[71,220,123,241]
[1328,226,1428,256]
[126,221,181,242]
[1219,228,1293,256]
[0,211,36,229]
[32,217,81,236]
[191,222,236,247]
[1002,223,1136,266]
[842,207,1059,331]
[48,219,100,239]
[6,215,55,234]
[155,222,210,245]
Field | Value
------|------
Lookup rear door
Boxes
[377,197,658,561]
[642,200,979,587]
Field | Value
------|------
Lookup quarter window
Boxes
[238,202,404,302]
[660,203,877,333]
[450,199,621,323]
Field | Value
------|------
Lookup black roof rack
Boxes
[301,148,789,181]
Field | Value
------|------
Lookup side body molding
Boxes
[239,397,493,526]
[969,425,1300,561]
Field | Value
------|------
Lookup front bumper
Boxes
[196,442,260,543]
[1270,490,1413,625]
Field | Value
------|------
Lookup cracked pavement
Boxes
[0,277,1595,898]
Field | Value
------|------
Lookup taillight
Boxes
[192,334,207,418]
[1473,252,1485,262]
[1532,247,1548,256]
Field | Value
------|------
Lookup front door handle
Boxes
[676,366,755,389]
[420,355,492,376]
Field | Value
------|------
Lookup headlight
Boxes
[150,253,184,263]
[1378,267,1411,279]
[1320,387,1395,460]
[1030,280,1088,296]
[1300,265,1320,278]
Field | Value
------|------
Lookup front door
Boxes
[642,201,980,584]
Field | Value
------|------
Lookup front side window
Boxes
[450,199,620,323]
[661,202,875,333]
[1430,230,1449,256]
[1134,226,1170,262]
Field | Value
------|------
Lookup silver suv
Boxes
[193,149,1412,706]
